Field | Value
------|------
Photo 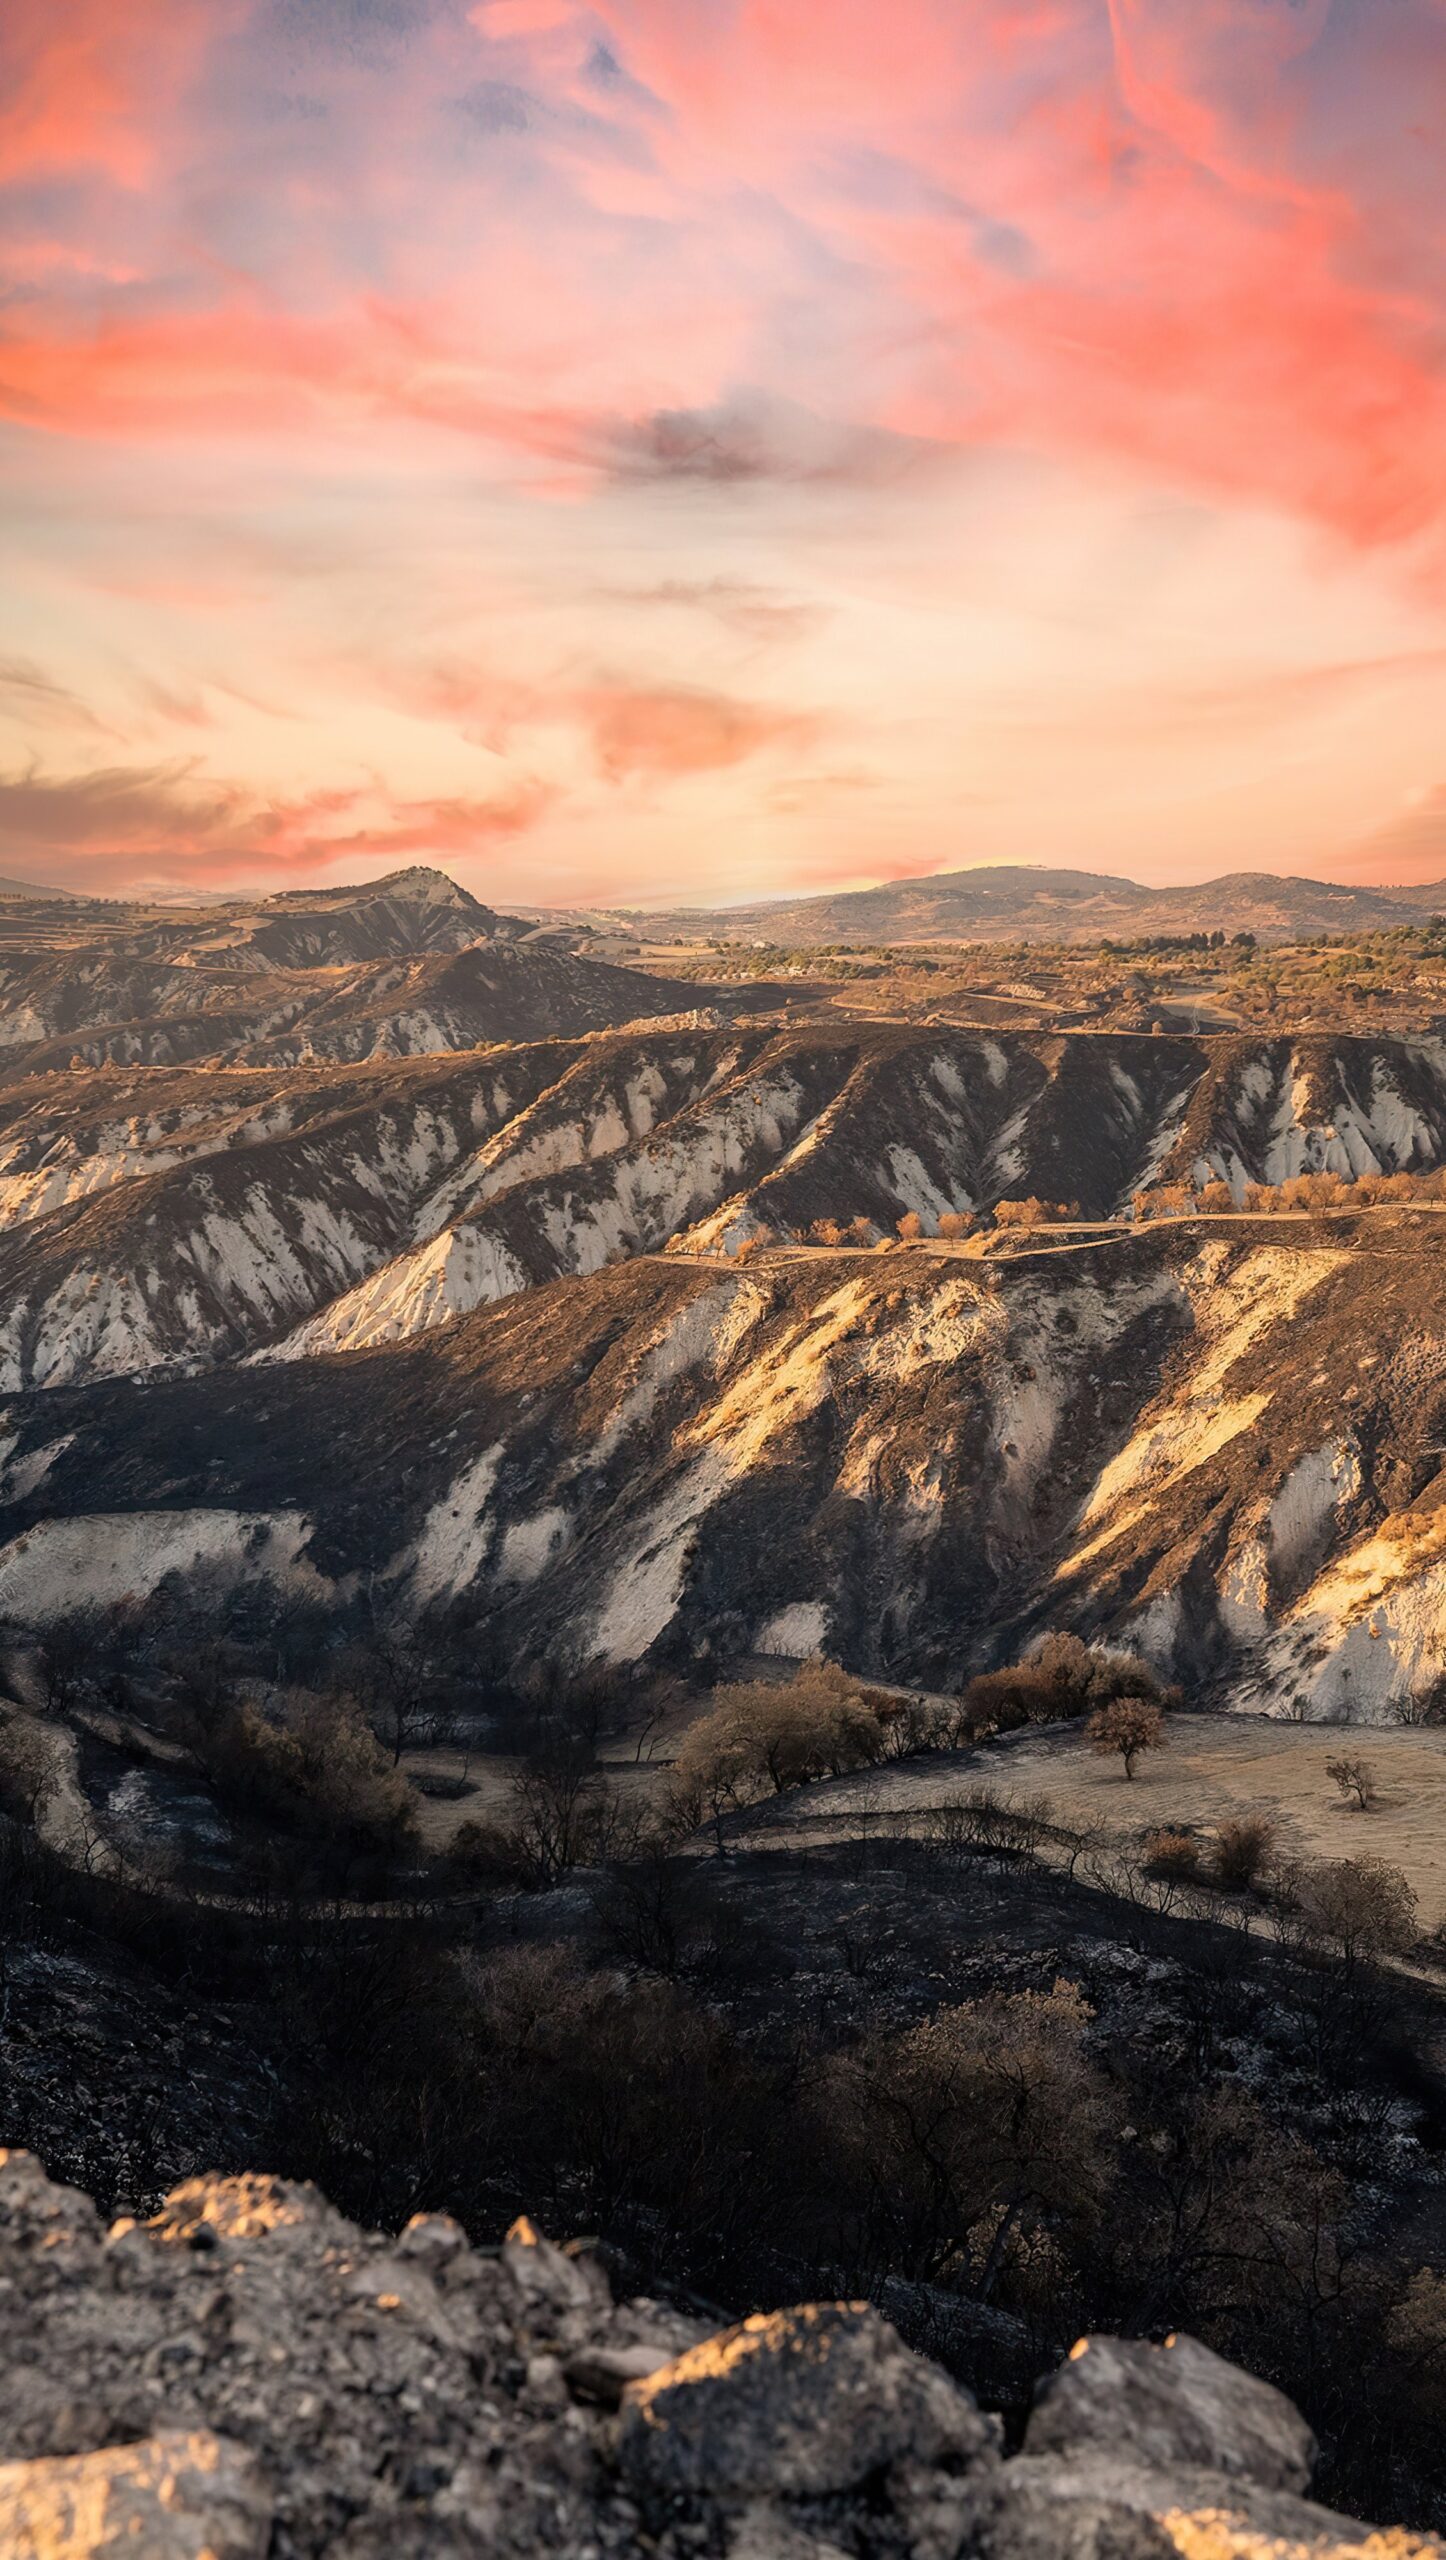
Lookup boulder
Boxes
[617,2300,996,2501]
[1,2154,1442,2560]
[1025,2334,1316,2494]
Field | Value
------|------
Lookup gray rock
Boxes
[566,2342,678,2407]
[501,2214,611,2323]
[724,2504,853,2560]
[1025,2335,1315,2494]
[968,2450,1436,2560]
[617,2300,996,2501]
[1,2152,1441,2560]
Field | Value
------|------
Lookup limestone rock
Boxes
[1025,2336,1315,2495]
[0,2429,269,2560]
[1,2152,1442,2560]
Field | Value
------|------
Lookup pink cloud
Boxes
[0,0,1439,563]
[0,760,553,890]
[2,0,1445,909]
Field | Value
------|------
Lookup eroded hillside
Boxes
[2,863,1444,1720]
[1,1024,1443,1391]
[2,1218,1445,1716]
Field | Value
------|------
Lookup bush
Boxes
[1297,1856,1418,1965]
[670,1664,886,1845]
[1213,1814,1277,1892]
[1143,1826,1201,1881]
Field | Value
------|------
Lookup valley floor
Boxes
[731,1713,1446,1928]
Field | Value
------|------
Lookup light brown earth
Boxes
[735,1715,1446,1927]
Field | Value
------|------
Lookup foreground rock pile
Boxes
[0,2149,1438,2560]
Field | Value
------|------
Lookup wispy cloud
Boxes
[1,0,1444,903]
[0,658,117,738]
[0,760,553,889]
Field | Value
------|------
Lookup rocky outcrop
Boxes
[0,2148,1436,2560]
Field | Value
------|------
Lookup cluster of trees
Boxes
[468,1643,1178,1887]
[189,1694,415,1855]
[463,1665,914,1878]
[1096,931,1247,955]
[717,1170,1446,1249]
[992,1197,1080,1230]
[1125,1169,1446,1222]
[672,1666,885,1811]
[960,1632,1173,1743]
[0,1604,484,1888]
[789,1211,977,1248]
[898,1208,975,1240]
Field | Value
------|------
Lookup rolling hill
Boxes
[616,864,1446,947]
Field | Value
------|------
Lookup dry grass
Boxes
[744,1713,1446,1925]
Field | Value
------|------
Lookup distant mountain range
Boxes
[605,865,1446,947]
[0,874,86,903]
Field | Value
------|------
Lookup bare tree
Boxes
[35,1611,101,1717]
[1297,1856,1418,1969]
[1327,1753,1378,1812]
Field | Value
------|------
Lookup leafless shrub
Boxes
[927,1786,1049,1861]
[1296,1855,1419,1966]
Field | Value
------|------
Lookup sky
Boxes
[2,0,1445,909]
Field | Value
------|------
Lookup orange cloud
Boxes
[0,761,553,891]
[2,0,1442,568]
[0,0,212,189]
[582,685,817,780]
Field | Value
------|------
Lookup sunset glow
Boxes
[3,0,1445,904]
